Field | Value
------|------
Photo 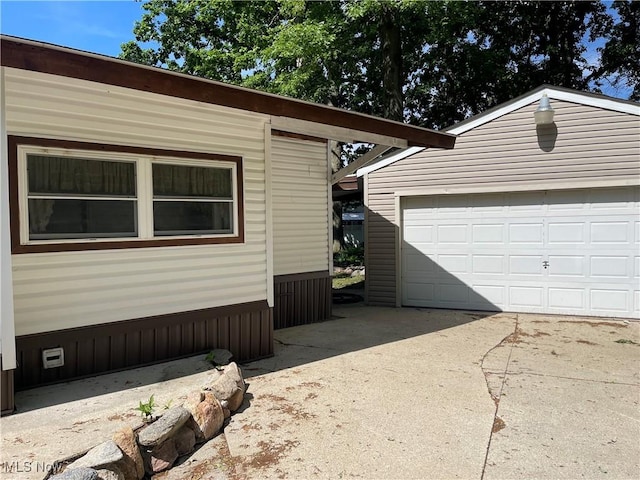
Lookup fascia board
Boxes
[357,146,425,177]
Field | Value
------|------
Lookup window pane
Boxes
[28,155,136,196]
[153,201,232,235]
[153,164,232,198]
[28,199,137,239]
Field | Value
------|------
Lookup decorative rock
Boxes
[143,439,178,474]
[220,399,231,419]
[67,441,123,470]
[207,348,233,366]
[112,426,144,480]
[351,269,364,277]
[223,362,245,390]
[137,406,190,447]
[95,466,124,480]
[183,390,205,409]
[207,362,246,412]
[174,425,196,456]
[185,391,225,442]
[50,468,99,480]
[209,374,244,412]
[202,369,223,390]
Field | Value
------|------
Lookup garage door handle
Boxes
[543,261,549,269]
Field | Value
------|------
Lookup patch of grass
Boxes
[615,339,640,345]
[332,276,364,290]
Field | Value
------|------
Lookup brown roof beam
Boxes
[0,36,456,149]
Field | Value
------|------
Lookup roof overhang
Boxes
[0,35,456,150]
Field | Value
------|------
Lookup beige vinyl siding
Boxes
[272,136,329,275]
[4,67,270,336]
[366,100,640,306]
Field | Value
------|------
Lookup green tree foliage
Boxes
[592,0,640,100]
[121,0,635,130]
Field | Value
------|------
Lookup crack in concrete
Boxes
[480,314,519,480]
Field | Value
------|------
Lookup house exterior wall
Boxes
[272,136,329,276]
[271,135,331,328]
[365,99,640,306]
[5,67,271,335]
[2,67,274,394]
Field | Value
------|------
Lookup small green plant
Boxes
[205,350,225,370]
[163,399,173,410]
[136,394,157,421]
[205,351,216,364]
[333,245,364,267]
[615,339,639,345]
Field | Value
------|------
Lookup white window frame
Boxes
[17,145,240,245]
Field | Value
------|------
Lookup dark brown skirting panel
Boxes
[274,271,332,329]
[14,300,273,391]
[1,357,15,415]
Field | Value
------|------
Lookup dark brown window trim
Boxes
[271,130,328,144]
[8,136,245,254]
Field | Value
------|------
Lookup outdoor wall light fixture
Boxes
[534,93,555,125]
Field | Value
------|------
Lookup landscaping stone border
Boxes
[48,352,244,480]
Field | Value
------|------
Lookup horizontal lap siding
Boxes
[271,137,329,275]
[366,100,640,306]
[5,68,270,336]
[271,137,331,326]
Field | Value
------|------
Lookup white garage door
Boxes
[401,187,640,318]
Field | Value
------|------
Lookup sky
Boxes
[0,1,144,57]
[0,0,632,100]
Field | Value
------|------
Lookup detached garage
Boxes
[360,86,640,319]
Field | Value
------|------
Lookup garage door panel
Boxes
[403,225,433,243]
[437,254,468,273]
[549,288,585,310]
[405,283,435,304]
[437,224,468,243]
[546,189,589,210]
[548,256,585,277]
[510,256,544,275]
[548,222,586,244]
[590,222,630,243]
[507,191,546,210]
[590,186,638,206]
[401,187,639,318]
[472,224,504,243]
[472,255,505,274]
[591,256,629,278]
[509,223,544,244]
[471,285,505,307]
[403,252,436,274]
[590,289,629,313]
[509,287,544,308]
[437,283,470,303]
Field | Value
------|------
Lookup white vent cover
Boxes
[42,347,64,369]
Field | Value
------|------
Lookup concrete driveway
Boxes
[2,305,639,479]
